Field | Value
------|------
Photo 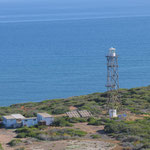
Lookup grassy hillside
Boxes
[104,117,150,149]
[0,86,150,149]
[0,86,150,119]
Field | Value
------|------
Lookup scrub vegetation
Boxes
[104,117,150,149]
[16,126,87,141]
[0,86,150,118]
[0,144,3,150]
[0,86,150,119]
[0,86,150,149]
[8,139,22,147]
[52,117,87,127]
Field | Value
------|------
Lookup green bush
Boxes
[52,107,69,114]
[52,117,87,127]
[87,117,96,123]
[87,117,97,125]
[54,128,87,137]
[16,127,41,138]
[67,117,87,123]
[52,117,73,127]
[104,122,127,134]
[0,144,3,150]
[104,118,150,148]
[8,139,22,147]
[16,126,87,141]
[17,132,27,138]
[37,125,48,130]
[89,120,102,126]
[87,117,115,126]
[88,117,103,126]
[90,134,101,139]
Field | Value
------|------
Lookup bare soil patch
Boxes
[69,106,77,111]
[15,139,117,150]
[73,122,104,134]
[0,129,16,150]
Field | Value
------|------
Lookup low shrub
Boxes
[87,117,102,126]
[104,118,150,149]
[37,128,87,141]
[87,117,114,126]
[8,139,22,147]
[90,134,101,139]
[67,117,87,123]
[52,107,69,114]
[0,144,3,150]
[15,125,87,141]
[16,127,41,138]
[37,125,48,130]
[38,134,70,141]
[52,117,73,127]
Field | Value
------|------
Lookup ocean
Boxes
[0,0,150,106]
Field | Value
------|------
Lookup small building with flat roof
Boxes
[3,115,16,128]
[3,114,25,128]
[37,113,54,125]
[3,113,54,128]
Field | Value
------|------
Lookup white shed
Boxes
[22,117,38,127]
[37,113,54,125]
[3,114,25,128]
[3,115,17,128]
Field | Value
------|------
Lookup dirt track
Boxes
[0,129,16,150]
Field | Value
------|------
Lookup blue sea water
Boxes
[0,0,150,106]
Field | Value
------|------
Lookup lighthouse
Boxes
[106,47,119,118]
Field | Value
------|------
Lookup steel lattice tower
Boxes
[106,47,119,118]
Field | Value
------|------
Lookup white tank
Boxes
[108,47,116,57]
[109,109,117,118]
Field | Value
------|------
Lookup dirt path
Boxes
[73,122,104,134]
[0,129,16,150]
[18,139,117,150]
